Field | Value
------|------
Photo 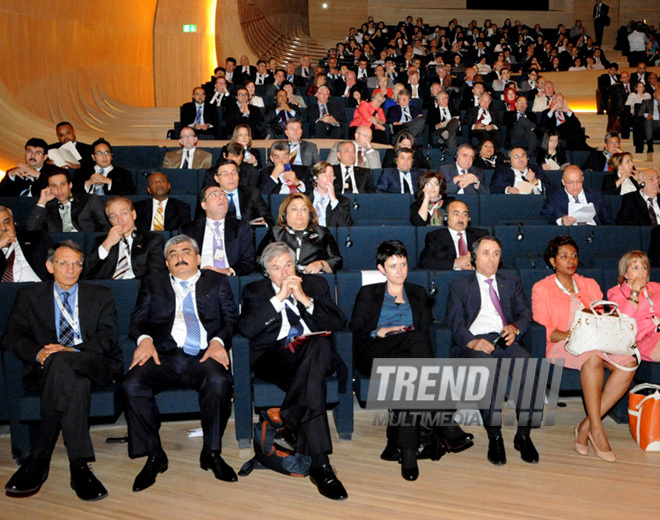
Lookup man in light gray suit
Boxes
[326,126,382,170]
[285,118,320,167]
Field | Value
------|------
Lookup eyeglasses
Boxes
[564,179,584,185]
[94,151,111,156]
[511,153,527,159]
[52,260,83,269]
[426,181,440,187]
[217,170,239,177]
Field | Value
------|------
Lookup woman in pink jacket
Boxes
[607,250,660,361]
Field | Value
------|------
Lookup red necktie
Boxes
[648,198,658,226]
[1,250,15,283]
[457,232,468,256]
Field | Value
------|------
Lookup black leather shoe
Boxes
[133,452,168,492]
[514,434,539,464]
[309,464,348,500]
[487,435,507,466]
[444,432,474,453]
[273,425,298,452]
[200,448,238,482]
[401,462,419,482]
[380,443,400,461]
[70,464,108,501]
[5,455,50,496]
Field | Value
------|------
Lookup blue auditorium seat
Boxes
[569,225,642,267]
[349,193,413,225]
[335,226,417,270]
[493,226,561,269]
[0,197,37,228]
[481,195,546,224]
[113,146,162,170]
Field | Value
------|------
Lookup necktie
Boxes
[557,111,565,124]
[648,198,658,225]
[19,179,34,197]
[343,167,354,193]
[320,104,327,117]
[403,108,411,122]
[183,151,191,169]
[180,281,201,355]
[314,196,326,225]
[439,107,446,123]
[285,296,304,347]
[227,192,236,219]
[289,143,298,164]
[194,105,202,124]
[113,238,130,279]
[280,110,288,129]
[573,195,580,203]
[485,279,508,328]
[400,171,412,193]
[356,148,365,168]
[153,202,165,231]
[257,74,263,85]
[212,221,228,268]
[477,109,485,124]
[457,232,468,256]
[1,250,15,283]
[94,168,105,195]
[61,204,75,232]
[59,291,75,347]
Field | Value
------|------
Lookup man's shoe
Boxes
[309,464,348,500]
[380,443,400,461]
[442,425,475,453]
[273,424,298,452]
[514,434,539,464]
[133,452,168,492]
[401,462,419,482]
[200,448,238,482]
[487,435,507,466]
[70,464,108,501]
[5,455,50,496]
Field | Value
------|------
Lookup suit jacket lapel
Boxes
[42,282,57,339]
[496,274,512,323]
[467,274,481,324]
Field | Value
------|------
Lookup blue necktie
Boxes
[180,281,201,355]
[285,297,304,346]
[227,192,237,219]
[59,292,75,347]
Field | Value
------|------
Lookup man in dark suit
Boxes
[386,89,426,138]
[616,169,660,225]
[258,141,310,195]
[503,97,537,153]
[582,132,622,171]
[264,89,303,139]
[332,140,376,194]
[418,200,488,270]
[4,240,121,500]
[466,92,503,150]
[265,69,287,98]
[47,122,94,172]
[121,234,238,491]
[202,143,259,190]
[180,87,221,139]
[428,90,461,153]
[306,86,345,139]
[593,0,610,46]
[309,161,353,227]
[237,54,257,83]
[0,205,53,282]
[203,159,273,227]
[0,138,58,197]
[446,235,539,466]
[73,138,135,195]
[134,172,192,232]
[285,118,321,167]
[639,89,660,153]
[459,82,484,111]
[239,242,348,500]
[223,87,263,139]
[376,148,422,194]
[540,165,613,225]
[334,71,369,107]
[84,197,166,280]
[182,185,255,276]
[596,64,620,115]
[207,76,235,107]
[540,94,590,150]
[489,147,551,195]
[441,144,489,195]
[26,169,110,233]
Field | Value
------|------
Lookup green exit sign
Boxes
[183,25,197,33]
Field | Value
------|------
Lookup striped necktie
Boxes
[59,291,75,347]
[113,238,130,279]
[153,202,165,231]
[1,250,15,283]
[180,281,201,355]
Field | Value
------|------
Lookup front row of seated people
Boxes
[6,233,654,503]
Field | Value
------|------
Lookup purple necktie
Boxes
[485,278,507,327]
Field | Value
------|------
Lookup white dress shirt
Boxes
[469,272,505,335]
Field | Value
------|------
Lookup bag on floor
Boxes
[628,383,660,451]
[238,408,311,477]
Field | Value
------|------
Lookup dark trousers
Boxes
[355,330,433,450]
[32,351,119,462]
[431,119,460,153]
[253,336,334,457]
[314,121,343,139]
[121,349,233,458]
[470,128,502,150]
[452,333,539,431]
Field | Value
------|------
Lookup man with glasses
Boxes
[490,147,550,195]
[0,138,58,197]
[182,185,255,276]
[180,86,221,139]
[540,165,612,225]
[4,240,121,500]
[441,143,489,194]
[84,197,166,280]
[162,127,212,169]
[73,138,135,195]
[224,87,263,139]
[121,235,238,492]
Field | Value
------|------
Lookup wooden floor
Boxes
[1,397,659,519]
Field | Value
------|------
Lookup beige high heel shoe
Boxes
[588,432,616,462]
[574,426,589,456]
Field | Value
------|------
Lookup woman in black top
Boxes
[382,130,431,170]
[409,171,452,226]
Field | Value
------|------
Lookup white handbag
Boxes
[564,299,641,371]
